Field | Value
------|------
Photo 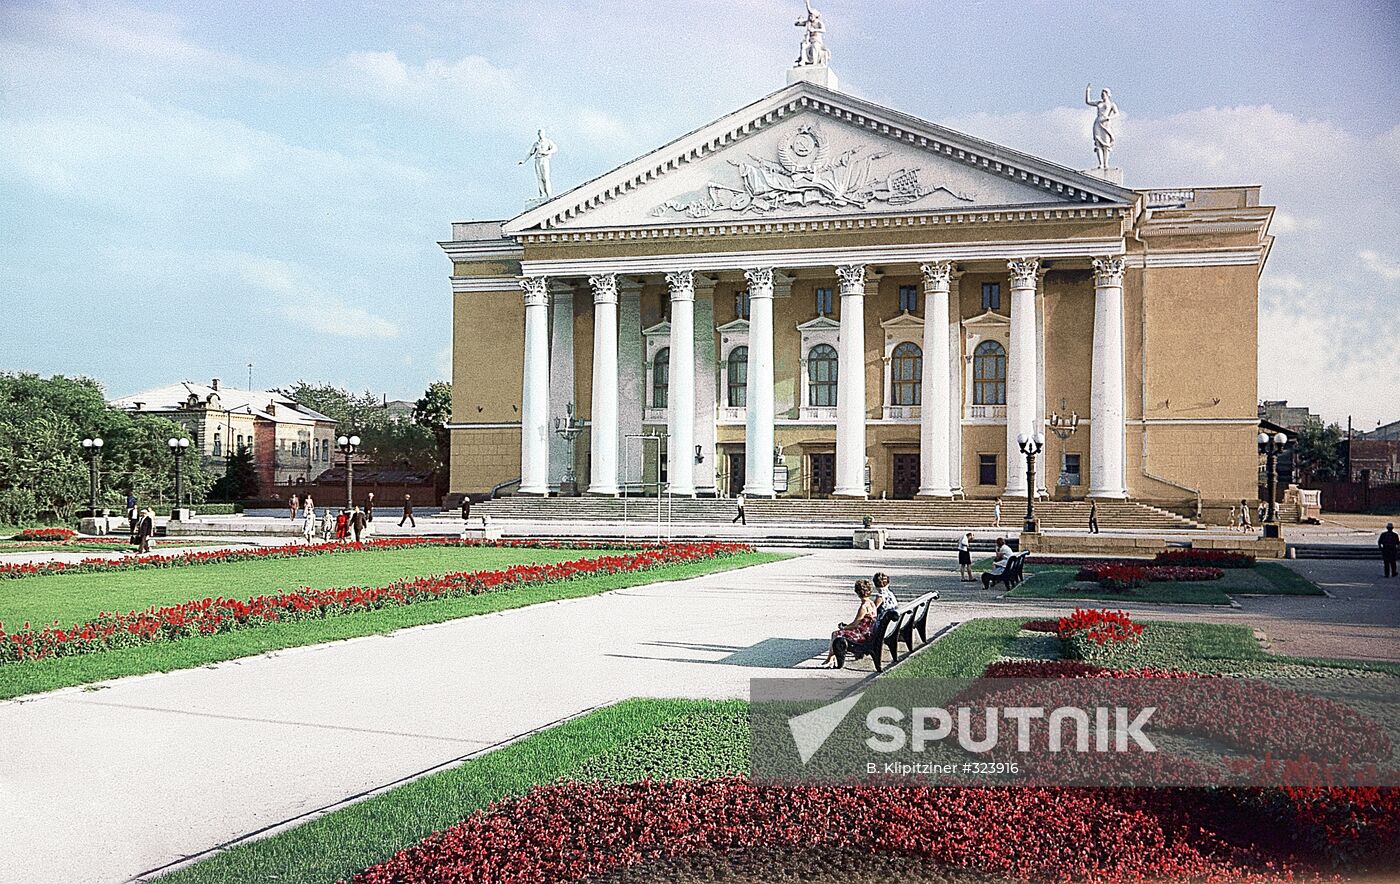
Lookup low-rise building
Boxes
[1258,400,1321,433]
[111,379,338,490]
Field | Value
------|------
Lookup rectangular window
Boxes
[815,287,833,316]
[1062,453,1082,486]
[898,285,918,313]
[735,290,751,319]
[978,454,998,486]
[981,282,1001,310]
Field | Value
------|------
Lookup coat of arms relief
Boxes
[652,123,974,219]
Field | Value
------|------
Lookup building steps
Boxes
[472,497,1201,531]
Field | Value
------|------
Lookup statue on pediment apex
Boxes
[1084,84,1119,170]
[519,129,557,199]
[794,1,830,67]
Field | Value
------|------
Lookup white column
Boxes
[587,273,620,496]
[948,271,964,494]
[834,263,868,498]
[665,271,696,497]
[918,262,953,496]
[1005,258,1041,496]
[518,276,551,495]
[743,267,776,497]
[1090,256,1128,498]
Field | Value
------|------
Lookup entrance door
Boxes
[727,449,746,496]
[892,453,920,500]
[810,453,835,496]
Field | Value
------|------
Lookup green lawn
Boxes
[161,698,746,884]
[1001,559,1323,605]
[0,550,784,700]
[0,539,231,554]
[0,545,618,627]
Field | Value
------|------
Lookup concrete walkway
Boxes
[0,551,1395,884]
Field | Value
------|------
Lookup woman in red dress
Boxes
[821,579,877,668]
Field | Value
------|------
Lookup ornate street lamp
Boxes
[167,437,190,519]
[80,436,104,516]
[337,434,361,510]
[553,403,585,496]
[1257,431,1288,538]
[1017,431,1045,534]
[1048,411,1080,499]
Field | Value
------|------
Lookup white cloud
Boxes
[1359,250,1400,283]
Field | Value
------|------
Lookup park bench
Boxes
[981,550,1029,591]
[833,591,938,672]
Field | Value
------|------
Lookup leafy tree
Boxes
[413,381,452,494]
[277,382,391,432]
[280,380,452,481]
[211,445,259,501]
[1294,422,1347,483]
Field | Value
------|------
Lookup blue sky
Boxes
[2,0,1398,427]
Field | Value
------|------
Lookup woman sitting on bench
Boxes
[981,537,1013,590]
[822,580,877,668]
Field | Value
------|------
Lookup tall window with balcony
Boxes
[652,348,670,409]
[973,340,1006,406]
[890,342,922,406]
[727,346,748,407]
[808,344,837,407]
[898,285,918,313]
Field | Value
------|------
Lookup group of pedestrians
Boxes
[289,492,416,544]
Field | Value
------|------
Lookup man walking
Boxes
[350,506,367,542]
[731,492,746,525]
[399,493,416,528]
[1088,499,1100,534]
[1381,523,1399,579]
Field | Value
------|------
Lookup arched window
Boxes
[973,340,1007,405]
[213,437,223,457]
[236,434,244,450]
[807,344,837,407]
[727,346,748,407]
[891,342,922,406]
[652,348,670,408]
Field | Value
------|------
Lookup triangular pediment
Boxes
[505,82,1133,234]
[717,317,750,334]
[963,309,1010,329]
[796,315,840,332]
[881,311,924,331]
[642,320,671,337]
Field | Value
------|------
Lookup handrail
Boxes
[490,476,522,500]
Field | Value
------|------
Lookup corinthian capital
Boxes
[743,267,774,293]
[1092,256,1126,287]
[665,270,695,302]
[588,272,618,305]
[835,263,866,293]
[1006,258,1041,288]
[520,276,549,307]
[920,261,954,291]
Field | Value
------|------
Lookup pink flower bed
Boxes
[0,542,751,663]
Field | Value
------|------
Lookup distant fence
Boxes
[1312,480,1400,514]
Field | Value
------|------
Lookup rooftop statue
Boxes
[1084,84,1118,170]
[794,0,830,67]
[519,129,557,199]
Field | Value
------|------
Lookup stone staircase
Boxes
[472,497,1200,531]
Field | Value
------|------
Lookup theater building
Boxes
[441,61,1273,517]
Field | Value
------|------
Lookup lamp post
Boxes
[553,403,585,496]
[80,437,104,516]
[1017,431,1045,534]
[167,437,190,519]
[337,434,360,510]
[1258,431,1287,538]
[1048,411,1080,499]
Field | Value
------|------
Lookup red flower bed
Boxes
[1056,608,1143,645]
[0,542,750,663]
[12,528,77,543]
[0,536,653,580]
[350,777,1319,884]
[1075,563,1224,589]
[1155,549,1256,568]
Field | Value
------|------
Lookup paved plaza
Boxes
[1,545,1396,884]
